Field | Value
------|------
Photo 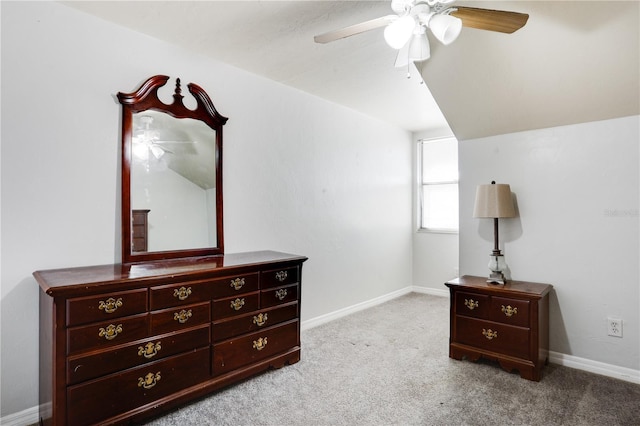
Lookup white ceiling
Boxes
[63,1,639,139]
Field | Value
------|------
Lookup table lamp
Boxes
[473,181,516,284]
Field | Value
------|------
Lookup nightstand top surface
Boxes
[445,275,552,297]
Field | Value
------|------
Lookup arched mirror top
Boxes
[118,75,228,264]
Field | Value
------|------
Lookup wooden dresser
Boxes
[445,275,552,381]
[35,250,307,425]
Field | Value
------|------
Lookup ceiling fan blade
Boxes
[314,15,397,44]
[450,7,529,34]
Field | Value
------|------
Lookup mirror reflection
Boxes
[118,75,227,263]
[131,111,217,252]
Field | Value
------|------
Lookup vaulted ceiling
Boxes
[63,1,639,140]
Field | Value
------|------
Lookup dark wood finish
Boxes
[36,250,306,425]
[118,76,228,263]
[131,209,150,252]
[445,275,551,381]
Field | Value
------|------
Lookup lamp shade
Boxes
[429,14,462,45]
[473,182,516,218]
[384,15,416,49]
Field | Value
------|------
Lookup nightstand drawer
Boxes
[455,316,530,360]
[490,297,530,327]
[455,291,490,319]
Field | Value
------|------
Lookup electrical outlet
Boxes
[607,317,623,337]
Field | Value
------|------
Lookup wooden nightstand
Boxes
[445,275,552,381]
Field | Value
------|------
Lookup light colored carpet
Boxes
[145,293,640,425]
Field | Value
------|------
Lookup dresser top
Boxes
[35,250,307,296]
[445,275,552,297]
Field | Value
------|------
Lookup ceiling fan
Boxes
[314,0,528,67]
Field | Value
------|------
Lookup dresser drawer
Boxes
[455,291,490,319]
[261,284,298,308]
[67,324,210,385]
[213,320,298,375]
[455,316,530,360]
[67,347,210,426]
[490,296,530,327]
[67,313,149,355]
[261,267,299,289]
[209,273,259,299]
[150,280,212,310]
[212,302,298,342]
[66,289,148,326]
[212,291,259,321]
[150,302,210,335]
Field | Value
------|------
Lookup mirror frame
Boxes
[118,75,228,263]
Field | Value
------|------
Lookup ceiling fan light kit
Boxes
[314,0,529,68]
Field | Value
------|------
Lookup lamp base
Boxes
[487,271,506,285]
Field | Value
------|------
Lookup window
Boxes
[418,137,459,232]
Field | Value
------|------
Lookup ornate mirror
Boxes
[118,75,227,263]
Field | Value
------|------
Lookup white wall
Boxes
[459,116,639,371]
[0,1,413,418]
[412,129,459,292]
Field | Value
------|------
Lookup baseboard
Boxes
[1,404,39,426]
[549,351,640,384]
[6,288,637,424]
[301,286,414,331]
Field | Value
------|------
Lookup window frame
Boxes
[417,136,459,234]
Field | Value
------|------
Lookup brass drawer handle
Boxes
[98,297,123,314]
[173,286,192,301]
[275,271,288,282]
[482,328,498,340]
[174,309,192,324]
[275,288,288,301]
[253,337,268,351]
[230,278,245,290]
[230,298,245,311]
[138,372,161,389]
[98,324,123,340]
[464,299,479,310]
[501,305,518,317]
[253,313,268,326]
[138,341,162,359]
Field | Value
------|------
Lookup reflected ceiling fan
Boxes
[314,0,528,67]
[133,115,196,159]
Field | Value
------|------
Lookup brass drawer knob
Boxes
[275,288,288,301]
[482,328,498,340]
[230,298,245,311]
[138,341,162,359]
[173,286,192,301]
[98,324,123,340]
[275,271,288,282]
[98,297,123,314]
[138,372,161,389]
[253,337,268,351]
[501,305,518,317]
[174,309,193,324]
[464,298,479,310]
[230,278,245,291]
